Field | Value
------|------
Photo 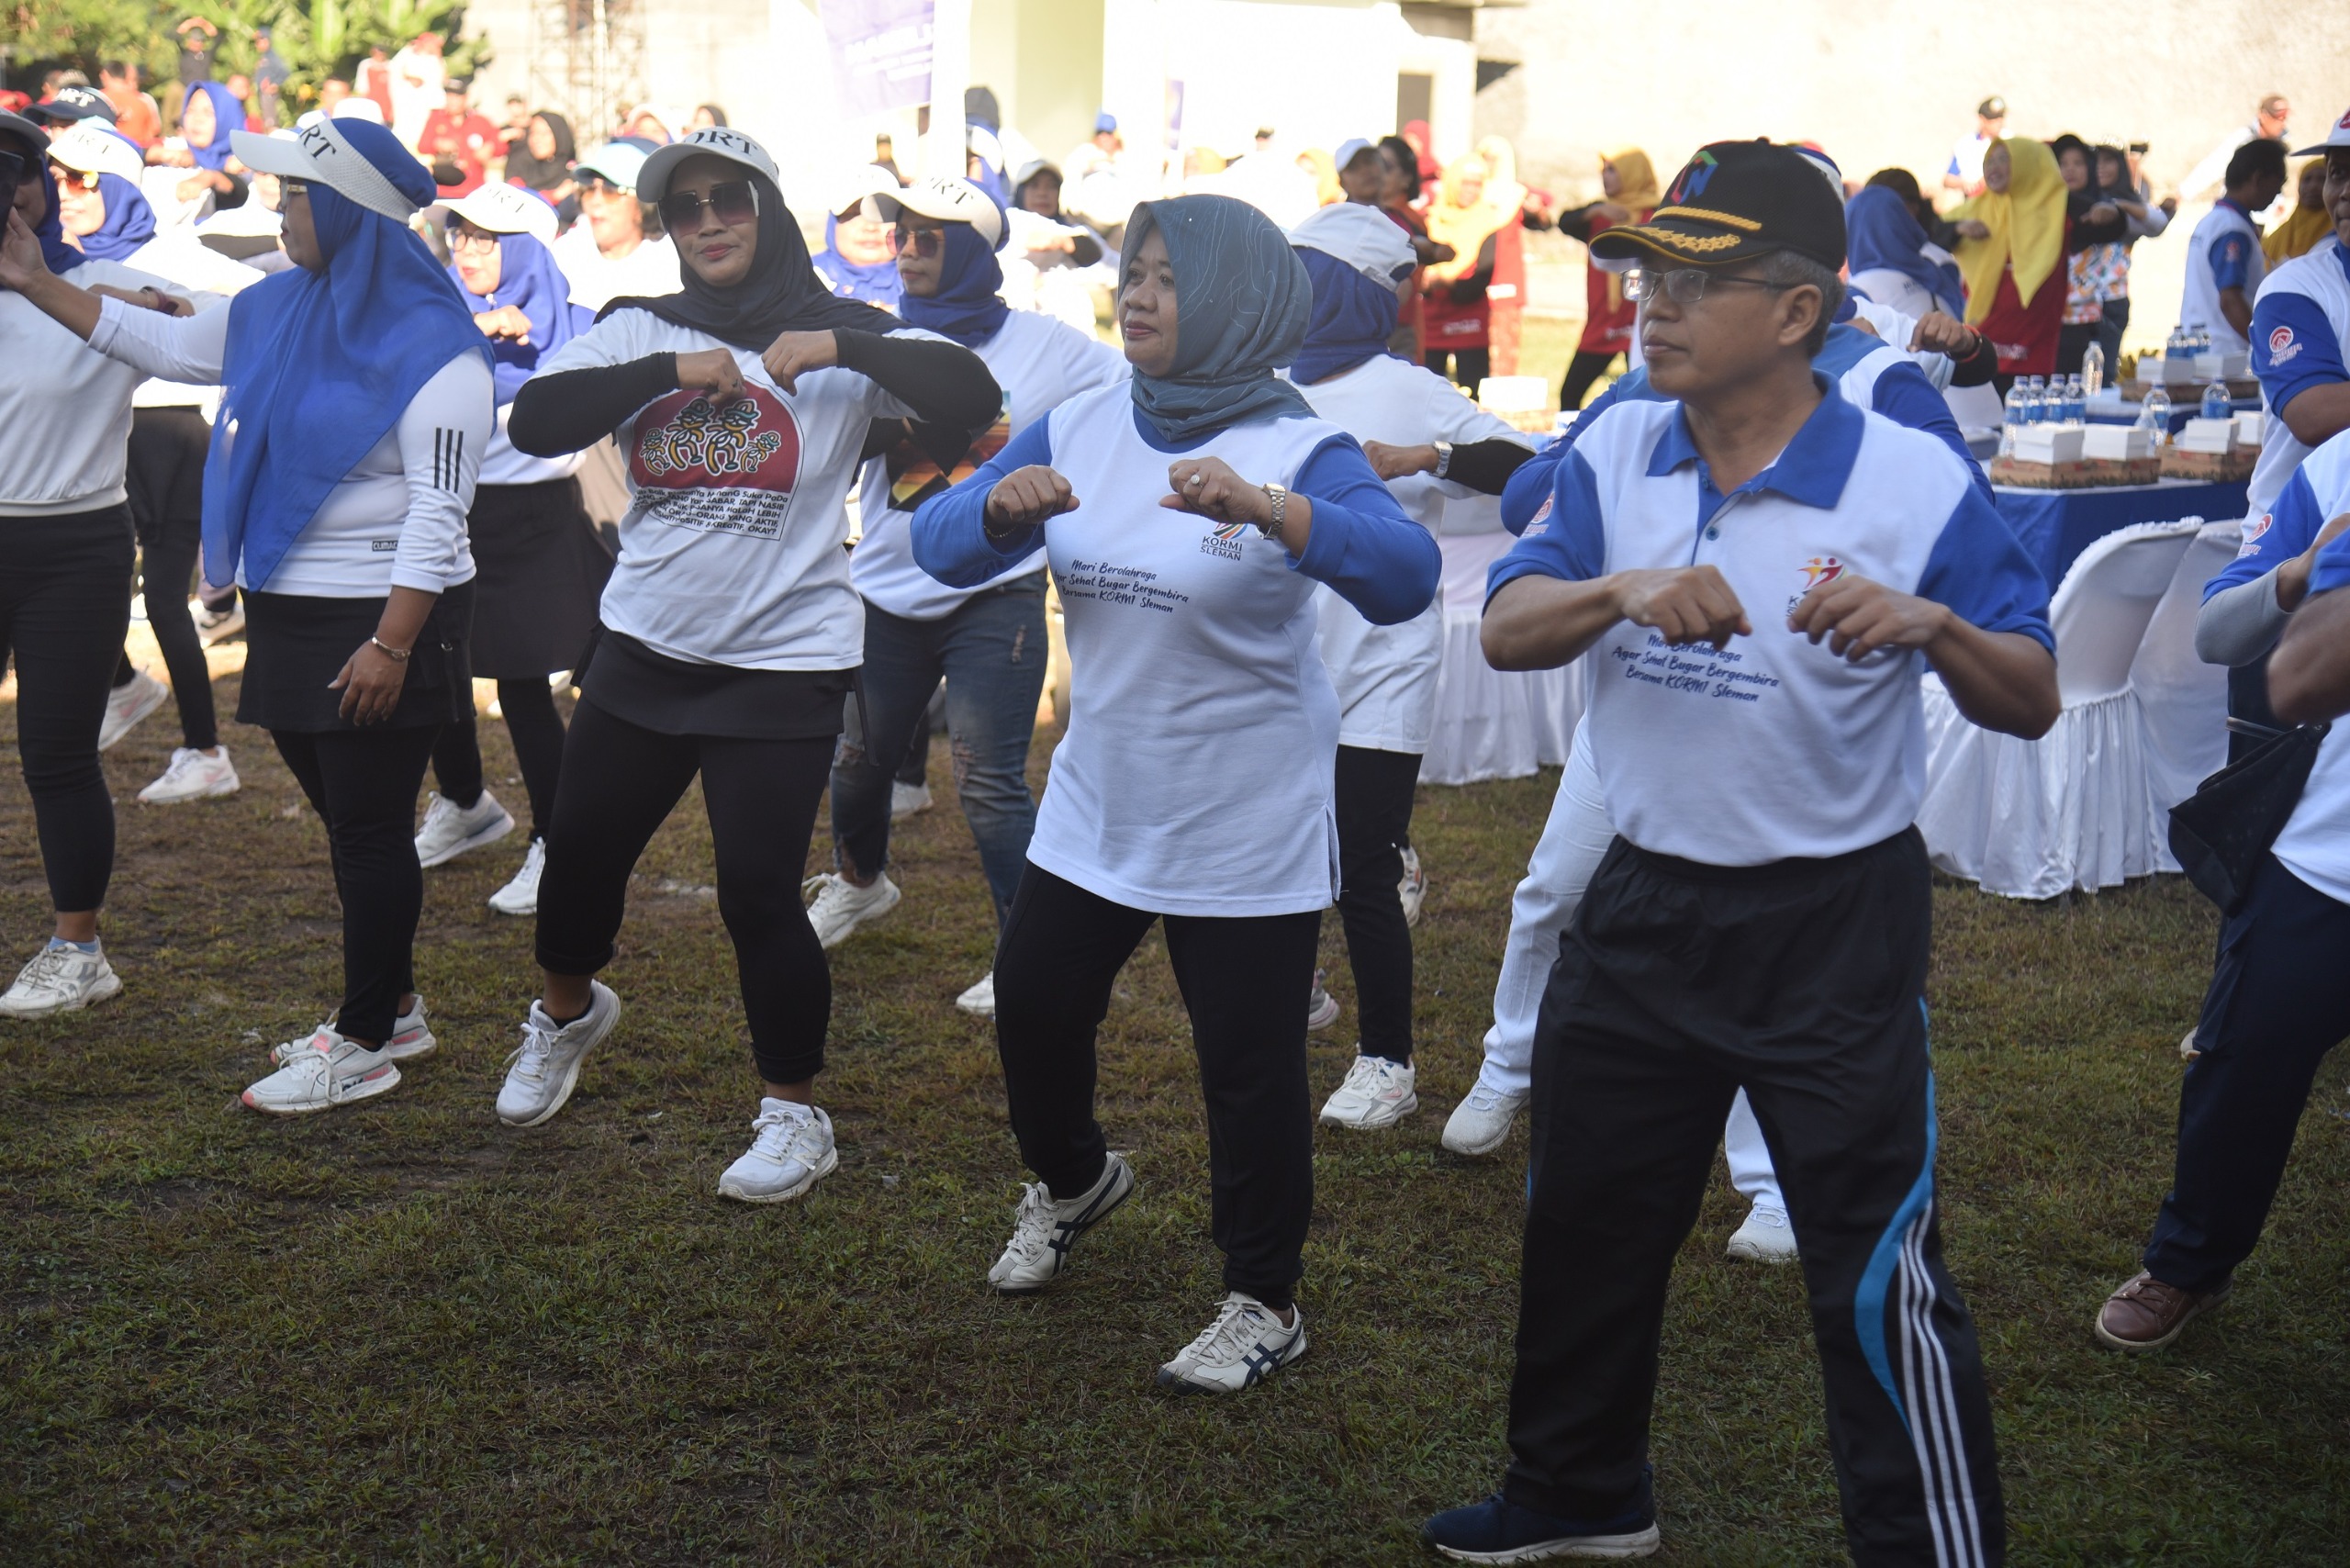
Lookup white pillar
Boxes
[926,0,972,180]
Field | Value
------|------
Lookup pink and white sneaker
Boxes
[241,1029,401,1115]
[269,996,437,1066]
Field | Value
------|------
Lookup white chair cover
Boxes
[2131,520,2243,860]
[1917,519,2203,898]
[1421,504,1583,786]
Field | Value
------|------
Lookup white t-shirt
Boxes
[387,45,445,146]
[2180,199,2266,357]
[1947,132,1993,193]
[851,311,1126,621]
[2264,434,2350,903]
[552,227,681,313]
[537,309,938,669]
[1292,354,1530,753]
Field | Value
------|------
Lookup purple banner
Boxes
[822,0,937,118]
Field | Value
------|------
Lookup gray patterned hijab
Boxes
[1123,195,1315,443]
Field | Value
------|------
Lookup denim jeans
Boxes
[832,576,1048,931]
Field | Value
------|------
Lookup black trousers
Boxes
[992,864,1320,1309]
[1506,829,2003,1565]
[1560,349,1622,411]
[0,508,133,913]
[272,724,440,1044]
[431,679,566,838]
[1425,346,1491,389]
[534,698,834,1084]
[119,406,217,750]
[1334,745,1421,1064]
[2143,851,2350,1293]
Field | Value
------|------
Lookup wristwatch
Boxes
[1432,439,1454,479]
[1258,482,1289,542]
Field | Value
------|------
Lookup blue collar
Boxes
[2217,196,2254,221]
[1645,373,1862,510]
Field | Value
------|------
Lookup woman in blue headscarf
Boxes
[3,115,495,1113]
[1845,182,1965,322]
[418,184,607,918]
[148,80,250,211]
[52,165,156,261]
[910,192,1439,1394]
[812,167,902,308]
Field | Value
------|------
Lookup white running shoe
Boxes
[1397,845,1427,929]
[138,745,241,804]
[956,970,996,1017]
[97,669,170,751]
[270,996,437,1066]
[192,595,243,644]
[1156,1293,1308,1394]
[0,944,122,1018]
[802,871,901,948]
[1441,1083,1528,1158]
[1318,1054,1419,1130]
[241,1029,400,1115]
[989,1150,1136,1294]
[1726,1203,1799,1264]
[1306,969,1340,1032]
[497,980,621,1127]
[890,780,934,820]
[414,790,516,868]
[488,838,545,916]
[717,1100,840,1203]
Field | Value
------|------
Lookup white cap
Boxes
[874,175,1005,249]
[231,121,427,223]
[830,162,903,221]
[2293,105,2350,155]
[573,140,652,193]
[638,125,781,205]
[1288,201,1416,287]
[44,120,145,184]
[1335,138,1378,169]
[330,96,386,125]
[444,180,559,244]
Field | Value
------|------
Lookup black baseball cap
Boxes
[32,84,117,127]
[1591,140,1848,273]
[1978,95,2008,119]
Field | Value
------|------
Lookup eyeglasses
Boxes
[281,177,309,202]
[658,180,756,234]
[892,224,945,258]
[48,162,96,194]
[1624,268,1796,306]
[449,224,501,254]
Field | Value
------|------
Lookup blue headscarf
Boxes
[446,230,586,404]
[78,174,157,262]
[181,81,242,173]
[1845,185,1964,319]
[1123,195,1314,444]
[204,122,490,589]
[1290,246,1404,386]
[898,217,1010,347]
[25,159,86,274]
[814,212,902,308]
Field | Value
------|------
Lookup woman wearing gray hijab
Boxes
[912,193,1440,1394]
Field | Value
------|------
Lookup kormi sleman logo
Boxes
[1200,518,1250,561]
[1788,554,1841,613]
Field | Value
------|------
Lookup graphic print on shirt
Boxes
[627,386,803,540]
[2268,324,2302,365]
[881,394,1010,513]
[1609,630,1784,704]
[1790,554,1843,612]
[1200,518,1250,560]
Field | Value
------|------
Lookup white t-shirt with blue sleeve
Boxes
[2262,431,2350,904]
[2246,237,2350,517]
[1488,379,2052,867]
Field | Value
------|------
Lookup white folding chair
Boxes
[2131,520,2244,855]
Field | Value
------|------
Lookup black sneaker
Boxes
[1422,1481,1659,1562]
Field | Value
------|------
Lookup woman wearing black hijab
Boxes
[501,110,576,201]
[498,127,1000,1204]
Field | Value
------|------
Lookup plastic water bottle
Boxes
[2082,342,2105,399]
[2200,380,2231,421]
[2065,375,2086,425]
[2031,375,2053,423]
[2142,384,2172,448]
[2000,381,2026,455]
[2015,375,2038,423]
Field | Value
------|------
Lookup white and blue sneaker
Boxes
[1422,1483,1661,1562]
[717,1099,838,1203]
[1155,1292,1307,1394]
[989,1150,1136,1294]
[414,790,515,868]
[0,943,121,1018]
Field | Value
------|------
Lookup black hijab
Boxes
[505,110,576,192]
[599,168,899,350]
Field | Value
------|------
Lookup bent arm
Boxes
[1481,573,1628,670]
[390,353,494,593]
[1924,620,2059,737]
[912,418,1054,588]
[1289,439,1439,625]
[836,329,1002,437]
[2270,585,2350,722]
[508,353,677,456]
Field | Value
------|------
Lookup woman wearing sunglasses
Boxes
[813,166,904,309]
[803,176,1128,1014]
[911,194,1439,1392]
[1,117,496,1110]
[497,126,1000,1204]
[548,140,677,313]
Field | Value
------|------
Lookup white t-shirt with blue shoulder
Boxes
[2244,430,2350,904]
[2180,197,2266,357]
[2247,237,2350,517]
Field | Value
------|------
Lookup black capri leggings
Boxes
[431,678,567,839]
[533,698,834,1084]
[120,405,217,751]
[1334,745,1421,1065]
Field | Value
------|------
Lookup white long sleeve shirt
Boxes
[89,297,490,596]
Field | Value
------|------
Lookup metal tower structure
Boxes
[529,0,646,144]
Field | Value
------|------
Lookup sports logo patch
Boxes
[1798,556,1843,590]
[1200,517,1249,560]
[1523,492,1554,536]
[2239,513,2274,556]
[1665,149,1718,206]
[2266,324,2302,366]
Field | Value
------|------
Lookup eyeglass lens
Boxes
[893,226,944,257]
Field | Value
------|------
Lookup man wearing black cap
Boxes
[1424,141,2057,1564]
[28,84,119,133]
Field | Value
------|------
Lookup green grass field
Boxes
[5,683,2348,1564]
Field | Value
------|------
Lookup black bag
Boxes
[2168,719,2331,913]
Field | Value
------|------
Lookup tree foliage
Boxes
[6,0,492,103]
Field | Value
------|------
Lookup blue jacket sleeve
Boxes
[2252,292,2346,418]
[1290,435,1441,625]
[1870,361,1993,504]
[910,415,1055,588]
[1916,486,2055,652]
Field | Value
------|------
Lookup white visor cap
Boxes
[445,180,559,244]
[874,175,1004,249]
[638,125,782,207]
[232,121,422,222]
[1288,200,1416,287]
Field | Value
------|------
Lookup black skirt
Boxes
[578,630,852,741]
[238,581,476,734]
[467,476,613,678]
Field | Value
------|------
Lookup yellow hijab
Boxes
[1951,137,2066,321]
[2266,164,2333,264]
[1475,135,1528,217]
[1298,147,1341,208]
[1427,154,1512,282]
[1598,149,1662,318]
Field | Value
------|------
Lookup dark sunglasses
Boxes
[892,223,945,258]
[49,162,97,194]
[658,180,757,234]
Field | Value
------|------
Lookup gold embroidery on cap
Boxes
[1651,207,1764,231]
[1636,230,1744,253]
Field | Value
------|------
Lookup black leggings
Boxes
[1561,349,1622,411]
[1334,745,1421,1065]
[534,698,834,1084]
[992,864,1320,1309]
[272,723,440,1044]
[118,406,217,750]
[431,678,566,838]
[1,508,133,913]
[1425,347,1491,389]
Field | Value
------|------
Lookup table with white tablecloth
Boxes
[1420,497,1584,786]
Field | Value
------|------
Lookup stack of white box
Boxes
[2177,417,2238,455]
[2012,424,2086,465]
[2081,425,2155,461]
[2135,351,2251,386]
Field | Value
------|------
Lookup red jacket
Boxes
[421,109,499,197]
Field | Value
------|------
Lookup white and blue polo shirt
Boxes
[1489,379,2052,868]
[2180,196,2266,357]
[2247,235,2350,516]
[2264,429,2350,903]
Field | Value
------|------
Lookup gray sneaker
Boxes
[497,981,620,1127]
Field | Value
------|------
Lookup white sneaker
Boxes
[192,595,243,644]
[1726,1202,1799,1264]
[717,1100,839,1203]
[802,871,901,948]
[0,944,123,1018]
[1397,845,1427,929]
[1156,1293,1308,1394]
[1441,1083,1528,1158]
[989,1150,1136,1294]
[138,745,241,804]
[270,996,437,1066]
[956,969,996,1017]
[241,1029,400,1115]
[414,790,516,868]
[97,668,169,751]
[1318,1054,1418,1130]
[1306,968,1340,1031]
[487,838,546,916]
[497,980,621,1126]
[890,780,934,820]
